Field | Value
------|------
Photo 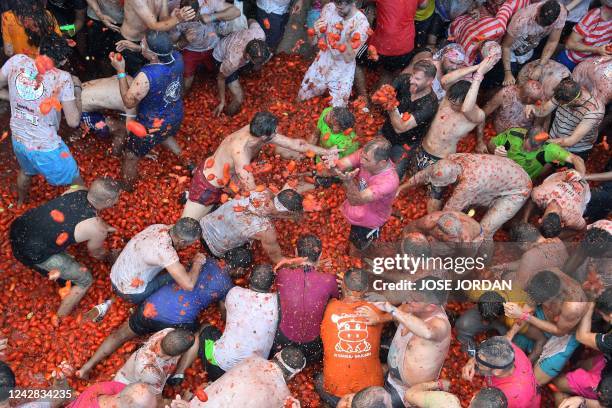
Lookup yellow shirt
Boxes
[415,0,435,22]
[2,11,61,58]
[466,287,530,333]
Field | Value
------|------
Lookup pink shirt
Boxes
[490,344,541,408]
[341,150,399,229]
[66,382,126,408]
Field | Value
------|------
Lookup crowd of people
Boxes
[0,0,610,407]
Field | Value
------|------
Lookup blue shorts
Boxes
[12,139,80,185]
[535,306,581,377]
[125,120,181,157]
[555,51,577,71]
[81,111,110,138]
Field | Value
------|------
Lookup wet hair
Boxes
[400,233,431,258]
[554,78,581,105]
[277,189,303,213]
[171,217,202,243]
[392,74,411,102]
[598,366,612,407]
[363,138,392,162]
[224,246,253,270]
[580,227,612,258]
[297,234,322,262]
[525,270,561,304]
[180,0,200,14]
[276,346,306,376]
[477,336,515,370]
[596,288,612,315]
[145,30,174,63]
[413,60,438,79]
[331,107,355,131]
[0,361,15,402]
[344,268,369,292]
[161,329,195,356]
[413,276,448,305]
[90,177,121,205]
[245,39,270,66]
[351,386,391,408]
[537,0,561,27]
[10,0,56,48]
[541,212,562,238]
[437,213,462,237]
[510,222,541,244]
[470,387,508,408]
[249,264,275,291]
[39,33,72,66]
[447,80,472,103]
[250,111,278,137]
[478,291,505,321]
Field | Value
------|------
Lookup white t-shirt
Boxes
[213,286,278,371]
[1,54,75,151]
[110,224,180,295]
[113,328,180,395]
[175,0,229,52]
[189,357,294,408]
[257,0,291,15]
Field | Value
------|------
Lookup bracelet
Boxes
[519,311,531,321]
[117,72,126,79]
[210,14,217,22]
[504,69,512,72]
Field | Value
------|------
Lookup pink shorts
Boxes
[566,354,606,400]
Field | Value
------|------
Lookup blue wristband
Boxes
[117,72,126,79]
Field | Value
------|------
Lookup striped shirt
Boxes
[549,95,605,152]
[566,8,612,63]
[450,0,530,64]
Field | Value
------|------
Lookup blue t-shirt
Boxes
[146,259,233,325]
[137,51,184,128]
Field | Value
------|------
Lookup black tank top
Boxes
[10,190,97,266]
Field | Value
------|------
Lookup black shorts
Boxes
[357,44,413,72]
[410,144,444,199]
[198,325,226,381]
[270,329,324,364]
[213,59,254,84]
[125,122,181,157]
[128,302,198,336]
[349,224,382,251]
[86,19,122,62]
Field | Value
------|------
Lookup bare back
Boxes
[203,125,261,189]
[422,99,479,158]
[121,0,165,41]
[82,76,133,113]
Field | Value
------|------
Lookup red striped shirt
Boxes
[567,7,612,63]
[451,0,530,64]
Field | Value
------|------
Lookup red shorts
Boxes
[566,354,606,400]
[188,164,222,206]
[182,49,217,77]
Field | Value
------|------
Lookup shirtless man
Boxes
[497,222,569,286]
[528,170,591,237]
[504,269,588,385]
[517,58,570,100]
[475,80,544,153]
[358,276,451,408]
[118,0,196,74]
[400,154,532,238]
[572,56,612,105]
[406,56,496,213]
[80,75,137,155]
[182,111,337,220]
[402,210,484,258]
